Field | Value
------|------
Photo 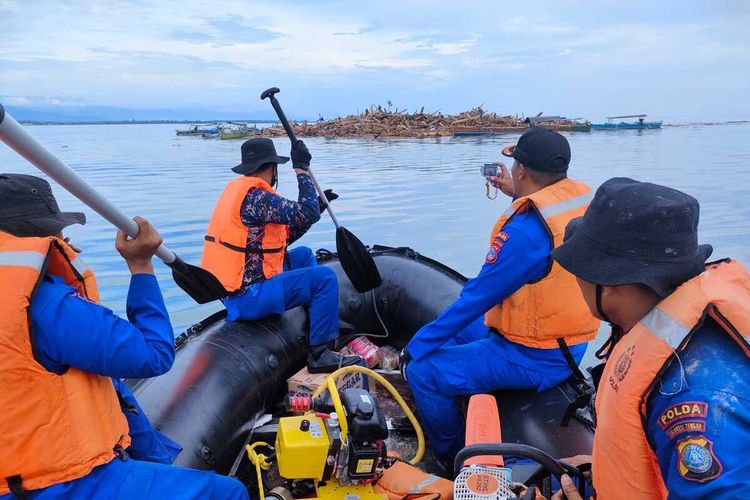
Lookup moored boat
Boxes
[176,124,220,136]
[130,246,594,491]
[592,114,662,130]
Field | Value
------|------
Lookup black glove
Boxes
[291,139,311,170]
[399,349,412,382]
[318,189,339,212]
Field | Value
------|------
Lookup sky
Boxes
[2,0,749,122]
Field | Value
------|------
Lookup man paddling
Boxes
[0,174,247,499]
[551,178,750,498]
[201,138,359,372]
[401,128,599,463]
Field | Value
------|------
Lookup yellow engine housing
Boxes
[275,415,330,480]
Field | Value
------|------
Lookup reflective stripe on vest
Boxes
[201,177,289,292]
[484,178,600,349]
[592,259,750,499]
[0,232,128,495]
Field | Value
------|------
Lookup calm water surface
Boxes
[2,124,748,345]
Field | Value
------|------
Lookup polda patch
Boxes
[658,402,708,429]
[676,436,722,483]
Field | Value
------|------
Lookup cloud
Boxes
[1,0,748,121]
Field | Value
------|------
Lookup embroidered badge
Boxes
[658,402,709,429]
[608,344,635,392]
[666,420,707,440]
[677,436,722,482]
[485,242,502,264]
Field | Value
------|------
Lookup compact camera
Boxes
[482,164,498,177]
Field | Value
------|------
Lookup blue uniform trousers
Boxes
[407,317,578,461]
[224,246,339,346]
[6,458,248,499]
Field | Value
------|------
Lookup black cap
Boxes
[232,138,289,175]
[0,174,86,237]
[501,128,571,173]
[553,177,713,297]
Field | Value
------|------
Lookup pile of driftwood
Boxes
[262,106,522,138]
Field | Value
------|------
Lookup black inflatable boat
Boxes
[130,246,594,475]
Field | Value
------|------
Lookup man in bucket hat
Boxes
[201,138,360,372]
[0,174,248,499]
[552,177,750,498]
[401,128,599,463]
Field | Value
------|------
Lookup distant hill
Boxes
[4,104,280,124]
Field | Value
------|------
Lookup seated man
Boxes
[401,129,600,462]
[0,174,246,499]
[552,178,750,499]
[202,138,359,372]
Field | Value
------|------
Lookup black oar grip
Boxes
[0,103,5,125]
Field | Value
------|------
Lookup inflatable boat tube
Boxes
[130,246,593,472]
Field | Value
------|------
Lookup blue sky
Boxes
[2,0,749,122]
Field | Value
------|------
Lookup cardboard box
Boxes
[287,364,369,398]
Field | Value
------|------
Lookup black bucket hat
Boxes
[0,174,86,237]
[232,138,289,175]
[554,177,712,297]
[501,127,571,173]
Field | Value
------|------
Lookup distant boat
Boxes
[592,115,662,130]
[176,124,220,136]
[220,122,258,140]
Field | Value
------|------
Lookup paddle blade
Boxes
[167,255,228,304]
[335,226,381,293]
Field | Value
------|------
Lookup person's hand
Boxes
[560,455,592,468]
[318,189,339,212]
[63,236,82,254]
[551,474,584,500]
[115,216,163,275]
[291,139,311,170]
[488,162,515,197]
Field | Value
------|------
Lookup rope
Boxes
[246,441,273,500]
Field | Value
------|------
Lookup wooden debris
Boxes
[261,106,524,139]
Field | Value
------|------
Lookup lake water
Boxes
[2,123,749,348]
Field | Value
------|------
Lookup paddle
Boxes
[0,104,228,304]
[261,87,382,293]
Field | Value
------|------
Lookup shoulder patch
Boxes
[658,402,708,429]
[485,237,506,264]
[677,436,722,482]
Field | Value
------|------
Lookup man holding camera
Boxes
[201,138,360,373]
[401,128,599,463]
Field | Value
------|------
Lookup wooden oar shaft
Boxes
[0,105,177,264]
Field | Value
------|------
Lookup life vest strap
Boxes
[204,235,284,254]
[6,475,28,500]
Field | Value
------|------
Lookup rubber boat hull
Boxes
[130,246,593,472]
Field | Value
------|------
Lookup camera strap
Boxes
[485,180,498,200]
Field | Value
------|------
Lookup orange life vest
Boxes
[484,178,600,348]
[201,176,289,292]
[0,231,130,495]
[593,259,750,499]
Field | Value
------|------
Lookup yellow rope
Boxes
[246,441,272,500]
[311,365,425,464]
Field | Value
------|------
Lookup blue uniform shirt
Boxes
[28,273,181,464]
[406,209,587,375]
[646,316,750,496]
